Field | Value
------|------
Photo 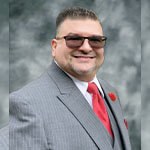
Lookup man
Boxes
[0,125,9,150]
[10,7,131,150]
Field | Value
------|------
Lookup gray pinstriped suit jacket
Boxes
[0,125,9,150]
[10,61,131,150]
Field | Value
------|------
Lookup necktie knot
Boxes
[87,82,99,95]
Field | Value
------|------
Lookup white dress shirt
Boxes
[69,75,104,108]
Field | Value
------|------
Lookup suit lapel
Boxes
[99,79,131,150]
[47,62,113,150]
[58,89,113,150]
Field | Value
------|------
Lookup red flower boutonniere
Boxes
[108,92,117,101]
[124,119,128,129]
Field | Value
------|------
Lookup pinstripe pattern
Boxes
[0,126,9,150]
[9,61,131,150]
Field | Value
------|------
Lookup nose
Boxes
[78,39,92,52]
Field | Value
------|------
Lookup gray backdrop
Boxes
[141,0,150,149]
[0,0,9,128]
[1,0,150,149]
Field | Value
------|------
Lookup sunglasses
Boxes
[56,35,107,49]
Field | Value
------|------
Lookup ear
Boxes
[51,39,57,57]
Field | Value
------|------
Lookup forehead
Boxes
[57,19,103,36]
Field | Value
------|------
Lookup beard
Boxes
[70,63,98,75]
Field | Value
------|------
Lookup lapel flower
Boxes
[108,92,117,101]
[124,119,128,129]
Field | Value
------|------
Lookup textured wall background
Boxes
[0,0,9,128]
[1,0,149,149]
[141,0,150,149]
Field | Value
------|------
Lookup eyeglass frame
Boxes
[55,35,107,49]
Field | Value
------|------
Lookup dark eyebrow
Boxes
[66,33,81,36]
[66,33,103,37]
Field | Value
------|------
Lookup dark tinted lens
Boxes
[63,35,107,49]
[65,36,83,48]
[89,36,106,48]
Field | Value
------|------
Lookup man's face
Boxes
[51,19,105,82]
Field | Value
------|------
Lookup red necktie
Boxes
[87,82,113,137]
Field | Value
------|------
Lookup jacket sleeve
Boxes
[0,126,9,150]
[9,93,49,150]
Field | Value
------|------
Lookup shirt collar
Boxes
[68,74,104,98]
